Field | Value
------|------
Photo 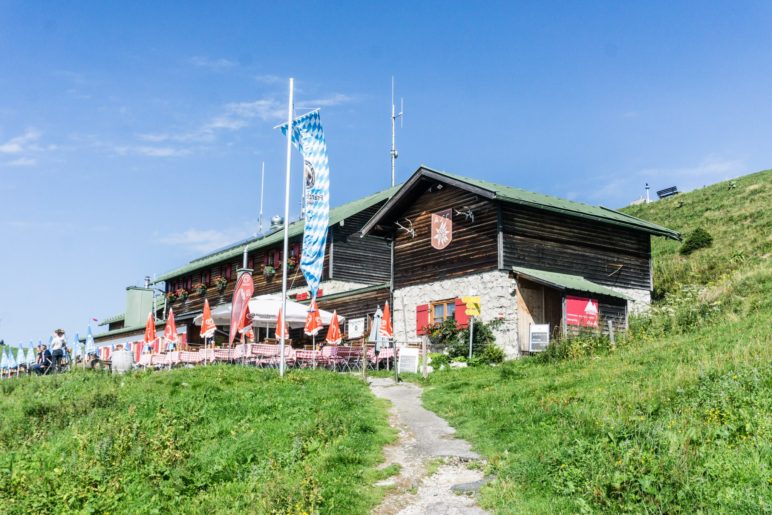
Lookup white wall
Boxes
[393,270,520,359]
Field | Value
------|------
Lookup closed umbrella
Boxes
[163,309,178,351]
[304,298,323,367]
[325,311,342,345]
[201,299,216,365]
[275,308,288,340]
[380,301,394,339]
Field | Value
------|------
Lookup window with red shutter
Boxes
[225,265,232,280]
[454,298,469,328]
[273,250,281,269]
[416,304,429,335]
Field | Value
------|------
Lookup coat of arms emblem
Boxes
[431,209,453,250]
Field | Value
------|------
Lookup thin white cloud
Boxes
[255,74,284,85]
[6,157,37,167]
[0,130,41,154]
[591,155,747,206]
[187,56,236,70]
[159,226,255,254]
[112,145,190,158]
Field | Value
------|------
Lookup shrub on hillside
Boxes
[680,227,713,255]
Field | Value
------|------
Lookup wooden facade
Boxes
[393,184,498,288]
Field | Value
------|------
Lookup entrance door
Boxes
[516,278,563,352]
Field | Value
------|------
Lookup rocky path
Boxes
[369,377,489,515]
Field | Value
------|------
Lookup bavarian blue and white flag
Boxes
[280,110,330,299]
[85,326,95,355]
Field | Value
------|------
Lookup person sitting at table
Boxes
[31,344,53,375]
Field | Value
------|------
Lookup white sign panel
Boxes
[348,317,365,339]
[398,347,419,374]
[529,323,550,352]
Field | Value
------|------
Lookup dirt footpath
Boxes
[369,377,489,515]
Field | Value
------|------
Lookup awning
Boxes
[192,294,343,329]
[512,266,631,300]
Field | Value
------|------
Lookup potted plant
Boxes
[166,291,178,303]
[177,288,189,302]
[286,256,298,272]
[193,282,207,295]
[216,277,228,293]
[263,264,276,278]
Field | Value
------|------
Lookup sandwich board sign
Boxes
[348,317,365,339]
[529,323,550,352]
[398,347,419,374]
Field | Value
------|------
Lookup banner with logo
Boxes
[229,272,255,345]
[280,110,330,299]
[566,295,599,327]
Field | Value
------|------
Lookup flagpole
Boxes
[279,77,294,377]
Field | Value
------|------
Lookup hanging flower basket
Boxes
[177,289,189,301]
[166,291,178,303]
[263,265,276,277]
[216,278,228,293]
[286,257,298,272]
[193,283,208,296]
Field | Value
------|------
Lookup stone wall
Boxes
[287,279,370,299]
[393,270,520,359]
[606,286,651,315]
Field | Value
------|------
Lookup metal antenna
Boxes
[258,161,265,234]
[390,76,404,187]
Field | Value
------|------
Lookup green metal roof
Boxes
[98,313,125,326]
[430,167,680,239]
[511,266,630,300]
[154,185,400,283]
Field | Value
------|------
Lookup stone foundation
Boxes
[393,270,520,359]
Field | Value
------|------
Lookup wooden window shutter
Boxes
[225,264,232,281]
[454,298,469,328]
[273,250,281,269]
[416,304,429,335]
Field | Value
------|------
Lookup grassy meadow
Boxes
[419,170,772,513]
[0,367,395,514]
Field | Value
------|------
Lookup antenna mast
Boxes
[390,76,404,187]
[258,161,265,234]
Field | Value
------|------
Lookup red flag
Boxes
[201,298,217,339]
[304,298,323,336]
[238,303,253,338]
[163,308,178,346]
[379,301,393,339]
[325,310,342,344]
[229,273,254,345]
[276,307,289,340]
[144,311,156,343]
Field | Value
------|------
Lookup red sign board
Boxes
[431,209,453,250]
[566,295,599,327]
[295,289,323,301]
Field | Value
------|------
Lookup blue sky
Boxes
[2,1,771,343]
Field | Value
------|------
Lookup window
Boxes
[430,299,456,324]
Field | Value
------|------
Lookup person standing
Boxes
[51,329,67,368]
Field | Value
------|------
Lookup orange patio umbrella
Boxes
[144,311,156,343]
[275,307,289,340]
[325,310,342,345]
[200,298,217,339]
[304,298,323,367]
[379,301,394,339]
[163,308,178,351]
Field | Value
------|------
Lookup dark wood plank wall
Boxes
[331,203,391,284]
[165,236,332,317]
[394,185,499,288]
[501,204,652,290]
[564,293,627,337]
[314,287,390,322]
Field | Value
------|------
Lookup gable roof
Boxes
[359,166,680,240]
[153,185,400,283]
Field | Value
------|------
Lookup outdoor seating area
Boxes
[134,343,398,372]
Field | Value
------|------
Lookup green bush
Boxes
[680,226,713,255]
[428,352,451,370]
[427,317,504,363]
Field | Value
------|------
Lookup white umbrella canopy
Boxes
[193,294,343,330]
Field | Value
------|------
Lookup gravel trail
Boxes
[369,377,489,515]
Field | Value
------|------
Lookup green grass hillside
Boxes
[420,170,772,513]
[0,367,394,514]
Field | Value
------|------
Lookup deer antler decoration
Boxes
[454,206,474,223]
[395,218,416,238]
